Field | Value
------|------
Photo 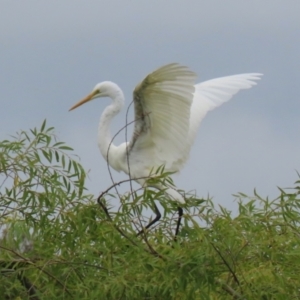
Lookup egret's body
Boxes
[70,64,262,205]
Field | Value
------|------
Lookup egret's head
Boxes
[69,81,121,111]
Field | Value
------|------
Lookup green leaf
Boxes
[41,119,47,132]
[58,145,74,151]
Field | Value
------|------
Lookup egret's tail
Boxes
[165,187,185,204]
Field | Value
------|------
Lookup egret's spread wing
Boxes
[172,73,263,170]
[128,63,197,171]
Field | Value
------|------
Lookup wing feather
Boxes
[126,65,262,175]
[171,73,263,170]
[128,63,197,171]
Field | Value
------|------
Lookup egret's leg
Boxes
[137,202,161,236]
[174,207,183,239]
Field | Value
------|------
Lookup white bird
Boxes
[70,63,262,235]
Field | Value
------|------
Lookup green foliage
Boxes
[1,121,300,299]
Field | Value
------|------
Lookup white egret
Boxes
[70,63,262,236]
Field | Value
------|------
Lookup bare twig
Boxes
[97,194,165,260]
[97,176,149,200]
[210,242,240,287]
[217,279,245,299]
[125,100,134,194]
[106,112,146,199]
[97,195,138,247]
[0,245,72,297]
[17,272,40,300]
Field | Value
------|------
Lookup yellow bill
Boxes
[69,90,99,111]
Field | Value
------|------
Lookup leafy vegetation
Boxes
[1,121,300,299]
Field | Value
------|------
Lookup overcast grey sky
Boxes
[1,1,300,210]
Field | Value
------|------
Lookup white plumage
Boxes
[70,63,262,203]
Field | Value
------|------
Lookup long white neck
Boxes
[98,85,125,171]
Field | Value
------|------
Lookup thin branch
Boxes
[0,245,72,297]
[106,114,139,199]
[216,279,245,299]
[97,194,165,260]
[17,272,40,300]
[125,100,134,194]
[105,110,151,201]
[97,176,150,200]
[210,242,240,286]
[97,195,138,247]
